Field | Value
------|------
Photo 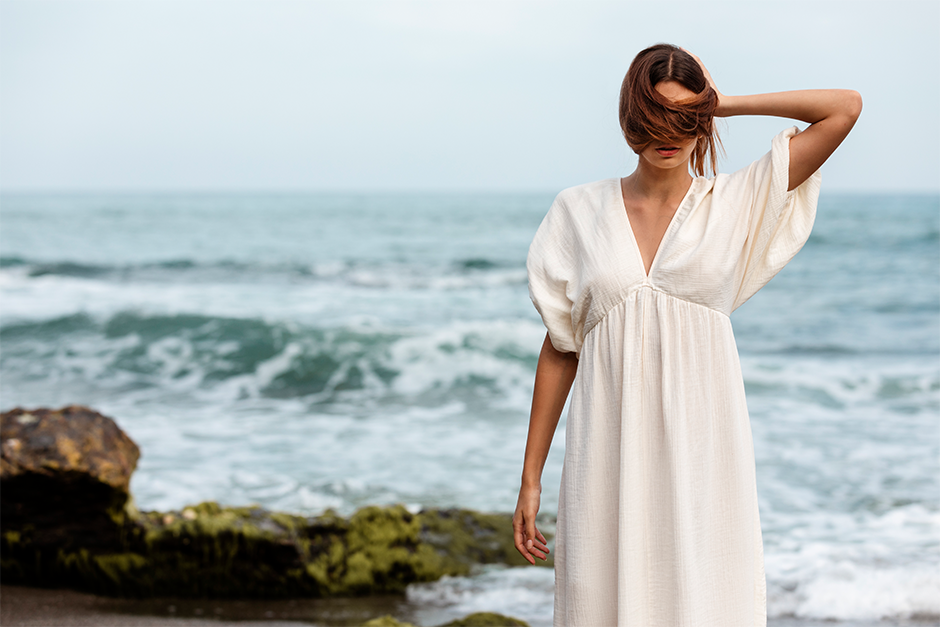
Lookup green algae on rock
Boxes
[438,613,530,627]
[361,612,530,627]
[362,616,418,627]
[1,406,552,599]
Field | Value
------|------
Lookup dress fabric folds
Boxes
[526,128,821,627]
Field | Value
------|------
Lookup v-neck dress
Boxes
[527,127,821,626]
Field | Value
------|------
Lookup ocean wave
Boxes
[0,255,527,290]
[741,353,940,411]
[804,227,940,249]
[0,255,28,267]
[0,312,99,340]
[0,311,543,407]
[3,310,938,413]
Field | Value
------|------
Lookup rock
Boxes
[1,405,140,559]
[439,613,530,627]
[1,405,550,599]
[124,502,451,597]
[360,612,529,627]
[362,616,417,627]
[0,406,139,488]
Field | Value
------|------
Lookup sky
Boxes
[1,0,938,193]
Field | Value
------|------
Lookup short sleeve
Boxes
[727,126,822,311]
[527,196,579,354]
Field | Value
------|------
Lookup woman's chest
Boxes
[573,191,749,315]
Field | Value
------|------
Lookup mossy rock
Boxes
[1,405,552,599]
[362,616,418,627]
[361,613,528,627]
[438,613,530,627]
[1,500,550,598]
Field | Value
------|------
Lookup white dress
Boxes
[527,127,821,627]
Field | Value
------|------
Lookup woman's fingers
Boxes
[512,512,536,565]
[681,47,728,116]
[526,534,550,560]
[529,528,550,562]
[524,515,550,561]
[680,48,708,81]
[524,516,538,554]
[513,486,550,564]
[529,532,549,554]
[513,511,553,563]
[525,537,548,560]
[681,47,721,95]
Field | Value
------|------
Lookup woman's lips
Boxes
[656,147,680,157]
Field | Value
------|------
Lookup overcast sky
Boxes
[1,0,938,192]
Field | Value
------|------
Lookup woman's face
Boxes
[637,80,699,170]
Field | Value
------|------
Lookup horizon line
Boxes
[2,186,938,197]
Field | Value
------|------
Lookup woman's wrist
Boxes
[716,93,783,118]
[715,93,742,118]
[520,476,542,493]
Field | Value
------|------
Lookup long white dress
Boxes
[527,127,821,627]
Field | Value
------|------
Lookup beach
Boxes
[1,190,938,623]
[3,585,937,627]
[0,584,412,626]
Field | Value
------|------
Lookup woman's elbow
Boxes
[828,90,861,134]
[844,90,863,123]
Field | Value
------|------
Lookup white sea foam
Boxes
[767,559,940,620]
[401,558,940,627]
[406,567,554,627]
[387,320,543,402]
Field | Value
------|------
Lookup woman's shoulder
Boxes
[533,178,617,249]
[711,127,803,195]
[551,178,619,213]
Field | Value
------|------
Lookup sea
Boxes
[0,189,937,626]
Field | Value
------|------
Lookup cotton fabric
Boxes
[527,127,821,626]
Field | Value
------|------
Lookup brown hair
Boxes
[619,43,721,176]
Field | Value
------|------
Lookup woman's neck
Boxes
[624,159,694,204]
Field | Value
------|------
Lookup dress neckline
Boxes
[616,176,702,280]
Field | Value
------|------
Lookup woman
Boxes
[512,44,861,626]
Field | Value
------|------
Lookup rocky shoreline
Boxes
[1,406,547,625]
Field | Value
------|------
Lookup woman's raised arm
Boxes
[686,50,862,191]
[719,90,862,191]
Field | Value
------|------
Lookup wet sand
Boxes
[0,584,428,626]
[2,584,936,627]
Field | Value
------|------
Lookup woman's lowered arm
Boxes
[512,332,578,565]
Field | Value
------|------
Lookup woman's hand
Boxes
[682,48,728,116]
[512,483,550,565]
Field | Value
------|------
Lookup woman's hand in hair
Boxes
[681,48,727,116]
